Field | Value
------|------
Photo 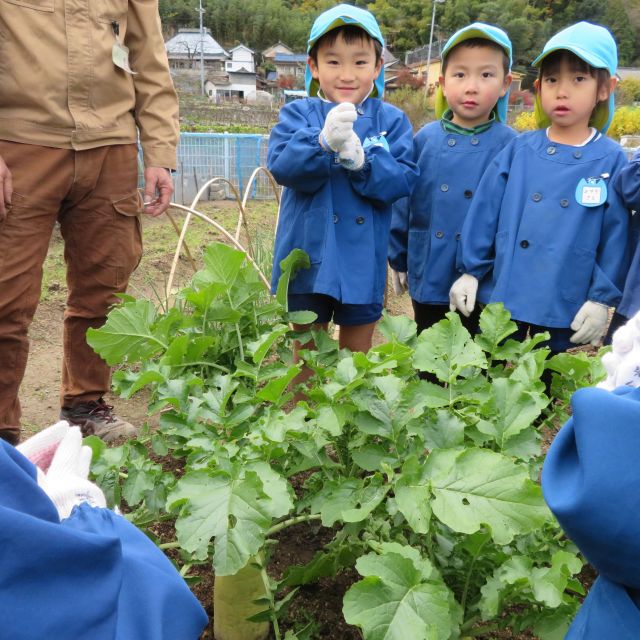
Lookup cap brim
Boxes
[532,44,609,71]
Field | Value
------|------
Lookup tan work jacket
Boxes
[0,0,179,169]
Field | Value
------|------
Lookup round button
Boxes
[355,216,365,225]
[470,137,479,146]
[333,214,339,223]
[573,151,583,159]
[357,107,364,115]
[464,189,472,199]
[435,230,444,238]
[560,199,569,208]
[455,232,461,240]
[520,240,530,249]
[440,184,449,192]
[532,193,542,202]
[447,138,456,147]
[547,146,557,155]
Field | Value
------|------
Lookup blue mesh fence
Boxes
[139,132,276,204]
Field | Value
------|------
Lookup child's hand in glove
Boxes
[570,301,609,346]
[39,426,106,520]
[338,131,365,171]
[320,102,357,152]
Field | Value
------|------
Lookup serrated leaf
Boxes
[377,311,418,345]
[413,313,487,382]
[476,378,548,449]
[411,410,465,449]
[287,310,318,325]
[198,242,246,287]
[425,448,549,544]
[475,303,518,356]
[343,552,453,640]
[168,467,291,575]
[351,444,398,472]
[87,299,166,365]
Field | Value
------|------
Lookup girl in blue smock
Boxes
[450,22,630,353]
[389,23,516,336]
[268,4,417,361]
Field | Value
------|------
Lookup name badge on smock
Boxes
[363,132,389,152]
[575,177,607,207]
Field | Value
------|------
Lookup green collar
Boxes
[441,109,495,136]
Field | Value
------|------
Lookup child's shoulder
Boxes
[279,96,322,118]
[365,98,409,122]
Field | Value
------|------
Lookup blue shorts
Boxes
[288,294,382,326]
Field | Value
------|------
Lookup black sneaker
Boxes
[60,399,138,442]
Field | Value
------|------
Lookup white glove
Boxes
[391,269,408,295]
[569,301,609,346]
[338,131,365,171]
[17,420,69,471]
[449,274,479,317]
[597,315,640,389]
[40,426,106,520]
[320,102,357,152]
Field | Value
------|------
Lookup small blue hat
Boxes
[435,23,513,122]
[532,22,618,132]
[305,3,385,99]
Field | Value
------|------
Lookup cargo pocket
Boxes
[94,0,128,22]
[3,0,54,11]
[112,192,143,285]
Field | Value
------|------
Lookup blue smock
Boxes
[542,386,640,639]
[389,120,516,304]
[0,440,207,640]
[459,129,630,327]
[268,97,418,305]
[613,148,640,319]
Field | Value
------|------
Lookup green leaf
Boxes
[247,324,290,365]
[87,299,166,365]
[425,448,550,544]
[351,444,398,472]
[475,378,548,449]
[343,552,453,640]
[377,311,418,345]
[168,467,291,575]
[276,249,311,307]
[256,365,300,403]
[394,457,432,534]
[475,303,518,356]
[198,242,246,287]
[287,310,318,325]
[413,313,487,382]
[411,410,465,449]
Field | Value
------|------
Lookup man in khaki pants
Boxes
[0,0,179,445]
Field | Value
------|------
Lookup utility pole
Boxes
[424,0,445,96]
[198,0,205,95]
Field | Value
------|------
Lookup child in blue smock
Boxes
[604,151,640,340]
[268,4,417,362]
[450,22,630,353]
[542,312,640,639]
[1,423,207,639]
[389,23,516,335]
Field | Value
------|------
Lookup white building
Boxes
[165,28,228,72]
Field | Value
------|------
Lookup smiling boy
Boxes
[268,4,417,387]
[389,23,515,336]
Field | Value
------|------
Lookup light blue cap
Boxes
[436,22,513,122]
[305,3,385,99]
[532,22,618,132]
